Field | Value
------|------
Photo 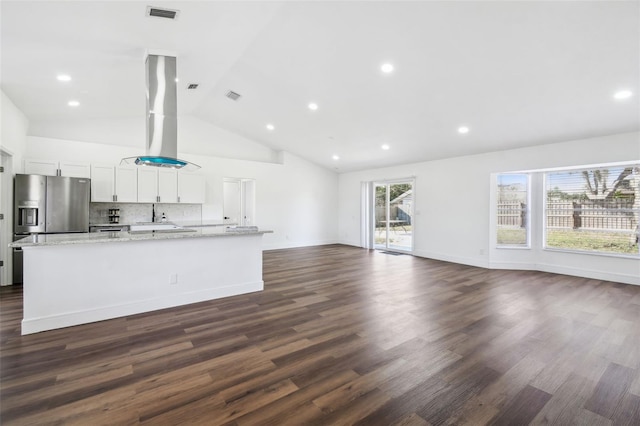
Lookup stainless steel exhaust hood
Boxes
[121,54,200,170]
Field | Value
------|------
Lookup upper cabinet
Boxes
[24,159,90,178]
[115,166,138,202]
[178,172,205,204]
[91,165,137,202]
[137,168,158,203]
[158,169,179,203]
[138,169,178,203]
[90,165,115,202]
[30,158,205,205]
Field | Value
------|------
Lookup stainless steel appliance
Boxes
[90,225,129,233]
[13,174,90,283]
[120,54,200,170]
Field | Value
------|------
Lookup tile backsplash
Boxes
[90,203,202,225]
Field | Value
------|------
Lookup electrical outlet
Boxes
[170,274,178,285]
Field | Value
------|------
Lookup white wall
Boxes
[338,132,640,285]
[1,91,30,285]
[26,136,339,250]
[1,91,29,172]
[29,114,280,164]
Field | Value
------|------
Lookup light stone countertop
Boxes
[88,220,236,228]
[10,227,272,248]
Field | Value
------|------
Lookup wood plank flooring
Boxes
[1,244,640,425]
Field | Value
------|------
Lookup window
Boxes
[497,173,529,246]
[544,164,640,256]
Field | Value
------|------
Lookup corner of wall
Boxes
[1,90,29,173]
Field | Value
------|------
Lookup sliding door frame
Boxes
[372,177,415,254]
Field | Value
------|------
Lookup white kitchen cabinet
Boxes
[115,166,138,202]
[24,159,90,178]
[158,169,178,203]
[60,162,91,178]
[90,164,115,202]
[137,168,158,203]
[91,165,137,202]
[177,172,205,204]
[24,159,58,176]
[137,169,178,203]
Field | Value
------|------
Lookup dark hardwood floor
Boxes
[1,244,640,425]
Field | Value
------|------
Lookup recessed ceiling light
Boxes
[458,126,470,134]
[175,78,179,83]
[381,144,390,150]
[381,63,394,73]
[266,123,275,131]
[57,74,71,82]
[308,102,318,111]
[613,90,633,100]
[68,100,80,107]
[332,155,340,160]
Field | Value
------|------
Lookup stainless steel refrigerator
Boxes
[13,174,90,282]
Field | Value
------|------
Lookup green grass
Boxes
[497,227,639,255]
[546,229,638,255]
[497,228,527,245]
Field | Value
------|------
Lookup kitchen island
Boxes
[11,227,272,334]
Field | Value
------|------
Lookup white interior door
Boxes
[0,151,13,285]
[224,178,256,226]
[241,179,256,225]
[223,179,241,224]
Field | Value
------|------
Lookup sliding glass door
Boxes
[374,181,413,252]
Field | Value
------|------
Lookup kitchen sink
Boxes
[129,222,195,233]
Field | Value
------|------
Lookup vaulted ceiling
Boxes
[2,1,638,172]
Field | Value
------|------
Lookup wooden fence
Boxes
[498,199,638,231]
[375,206,412,224]
[546,199,637,230]
[497,201,526,227]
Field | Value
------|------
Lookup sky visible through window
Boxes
[547,166,636,196]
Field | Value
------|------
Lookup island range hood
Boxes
[121,54,200,170]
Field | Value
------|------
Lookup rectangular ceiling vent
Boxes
[147,6,180,20]
[187,84,199,90]
[226,90,242,101]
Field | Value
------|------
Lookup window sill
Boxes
[543,247,640,260]
[496,245,530,250]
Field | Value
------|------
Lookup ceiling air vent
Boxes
[187,84,199,90]
[146,6,180,20]
[226,90,242,101]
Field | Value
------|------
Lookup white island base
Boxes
[21,232,266,335]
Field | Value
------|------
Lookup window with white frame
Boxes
[497,173,529,247]
[544,164,640,256]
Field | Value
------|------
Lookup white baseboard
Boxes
[489,261,537,270]
[413,250,490,269]
[535,263,639,286]
[490,261,638,286]
[22,281,263,335]
[397,251,639,286]
[338,239,362,248]
[263,239,339,251]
